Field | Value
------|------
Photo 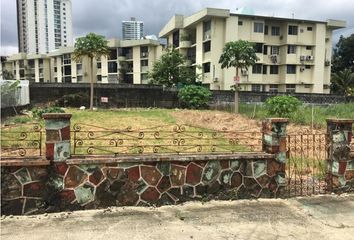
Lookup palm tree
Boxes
[219,40,258,113]
[331,69,354,96]
[73,33,110,110]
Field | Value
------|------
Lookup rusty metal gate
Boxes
[286,131,329,197]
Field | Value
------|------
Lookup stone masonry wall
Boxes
[1,156,283,215]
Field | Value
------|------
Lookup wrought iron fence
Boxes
[71,123,263,155]
[286,130,329,197]
[1,123,43,157]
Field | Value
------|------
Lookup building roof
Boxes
[159,7,346,38]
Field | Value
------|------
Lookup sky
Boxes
[1,0,354,55]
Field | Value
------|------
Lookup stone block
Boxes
[54,141,70,161]
[170,164,186,186]
[46,130,60,142]
[60,126,71,141]
[45,119,70,130]
[14,167,31,184]
[186,162,203,185]
[74,183,95,205]
[202,161,221,184]
[141,166,162,186]
[253,160,267,178]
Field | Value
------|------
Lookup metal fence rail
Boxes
[72,123,263,155]
[1,123,43,157]
[286,131,329,197]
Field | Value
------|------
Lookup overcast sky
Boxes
[1,0,354,55]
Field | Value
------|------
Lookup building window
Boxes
[203,41,211,52]
[254,43,263,53]
[77,76,83,82]
[271,26,280,36]
[306,46,312,50]
[252,64,262,74]
[63,66,71,75]
[287,65,296,74]
[269,84,278,93]
[271,46,280,55]
[288,25,298,35]
[270,65,279,74]
[97,62,101,69]
[287,45,296,54]
[108,62,117,73]
[76,64,82,74]
[203,62,210,73]
[263,45,268,55]
[263,65,267,74]
[238,21,243,26]
[109,49,117,60]
[307,26,313,31]
[97,75,102,82]
[254,22,264,33]
[252,84,262,92]
[305,65,311,69]
[264,25,269,35]
[286,84,296,93]
[141,59,148,67]
[54,67,57,72]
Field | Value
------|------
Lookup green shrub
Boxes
[265,96,302,118]
[32,106,65,119]
[178,85,212,109]
[55,92,89,107]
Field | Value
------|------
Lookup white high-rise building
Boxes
[122,17,144,40]
[16,0,73,54]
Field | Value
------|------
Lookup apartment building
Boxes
[1,39,163,84]
[122,18,144,40]
[159,8,346,93]
[16,0,73,54]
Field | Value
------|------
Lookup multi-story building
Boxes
[16,0,73,54]
[122,17,144,40]
[159,8,346,93]
[2,39,163,84]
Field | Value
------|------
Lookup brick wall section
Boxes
[1,154,281,215]
[262,118,288,195]
[326,119,354,192]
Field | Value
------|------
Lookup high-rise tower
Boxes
[16,0,73,54]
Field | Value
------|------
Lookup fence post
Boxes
[326,119,354,192]
[42,113,72,161]
[262,118,288,194]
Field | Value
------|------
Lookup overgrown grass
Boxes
[239,102,354,128]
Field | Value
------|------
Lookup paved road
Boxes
[1,194,354,240]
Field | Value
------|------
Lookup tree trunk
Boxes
[90,57,94,110]
[234,67,239,114]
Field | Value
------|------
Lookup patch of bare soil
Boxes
[171,110,325,134]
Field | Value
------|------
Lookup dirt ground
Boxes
[172,110,325,134]
[1,194,353,240]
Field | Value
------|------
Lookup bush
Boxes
[178,85,212,109]
[55,92,89,107]
[32,106,65,119]
[265,96,302,118]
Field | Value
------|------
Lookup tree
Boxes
[332,34,354,73]
[330,69,354,96]
[219,40,258,113]
[1,69,14,80]
[149,47,199,87]
[73,33,109,110]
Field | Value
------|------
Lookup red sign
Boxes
[101,97,108,103]
[233,76,240,83]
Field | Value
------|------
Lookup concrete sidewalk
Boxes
[1,194,353,240]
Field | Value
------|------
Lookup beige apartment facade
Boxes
[1,39,163,84]
[159,8,346,93]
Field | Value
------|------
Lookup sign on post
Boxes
[101,97,108,103]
